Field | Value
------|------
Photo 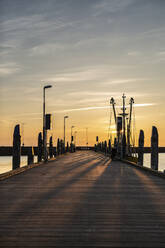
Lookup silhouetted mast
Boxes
[110,94,134,158]
[127,97,134,153]
[110,97,117,124]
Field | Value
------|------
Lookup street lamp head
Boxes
[64,116,69,119]
[44,85,52,89]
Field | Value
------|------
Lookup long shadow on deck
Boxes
[1,153,165,247]
[55,160,165,247]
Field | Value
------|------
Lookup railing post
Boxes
[12,124,21,170]
[49,136,53,158]
[54,147,57,157]
[57,138,60,156]
[28,147,34,165]
[105,141,107,155]
[38,132,42,162]
[108,139,112,155]
[138,130,144,166]
[101,142,103,152]
[66,142,69,152]
[151,126,158,170]
[60,140,63,154]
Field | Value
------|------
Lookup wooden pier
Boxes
[1,150,165,247]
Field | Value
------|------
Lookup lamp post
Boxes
[64,116,69,150]
[43,85,52,161]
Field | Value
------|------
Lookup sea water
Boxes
[0,156,38,174]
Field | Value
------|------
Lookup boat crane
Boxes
[127,97,134,153]
[110,94,134,158]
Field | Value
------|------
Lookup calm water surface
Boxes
[0,156,38,174]
[0,154,165,174]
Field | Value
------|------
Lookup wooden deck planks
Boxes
[0,151,165,247]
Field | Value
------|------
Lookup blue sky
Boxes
[0,0,165,146]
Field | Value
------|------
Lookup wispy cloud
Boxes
[106,78,149,85]
[29,43,64,56]
[127,51,141,56]
[46,66,149,86]
[93,0,135,16]
[1,15,74,34]
[55,103,156,113]
[67,91,150,99]
[46,66,111,83]
[0,63,21,76]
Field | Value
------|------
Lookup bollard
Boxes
[54,147,57,157]
[138,130,144,166]
[101,142,104,152]
[38,132,42,162]
[28,146,34,165]
[108,139,112,155]
[151,126,158,170]
[62,140,65,154]
[57,138,60,156]
[49,136,53,158]
[70,142,73,153]
[105,141,107,155]
[12,124,21,170]
[60,140,63,154]
[66,142,69,152]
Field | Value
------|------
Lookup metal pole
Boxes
[64,117,65,147]
[43,85,52,161]
[122,93,126,138]
[122,93,126,158]
[43,87,46,161]
[64,116,68,149]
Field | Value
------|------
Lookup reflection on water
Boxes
[0,154,165,175]
[0,156,38,174]
[143,153,165,172]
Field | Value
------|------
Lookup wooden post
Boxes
[28,147,34,165]
[38,132,42,162]
[105,141,107,155]
[57,138,60,156]
[101,142,103,152]
[108,139,112,155]
[114,138,117,148]
[99,142,101,151]
[66,142,69,152]
[54,147,57,157]
[60,140,63,154]
[49,136,53,158]
[151,126,158,170]
[12,124,21,170]
[138,130,144,166]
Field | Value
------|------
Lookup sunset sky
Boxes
[0,0,165,146]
